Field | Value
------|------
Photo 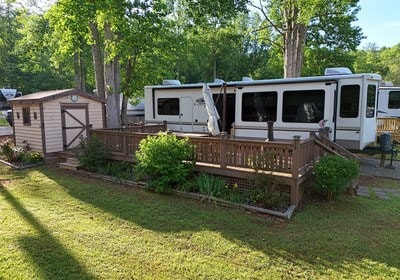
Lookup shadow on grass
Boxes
[0,184,95,280]
[39,166,400,275]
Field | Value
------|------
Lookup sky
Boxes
[356,0,400,48]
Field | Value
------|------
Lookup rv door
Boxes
[180,97,193,131]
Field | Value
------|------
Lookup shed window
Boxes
[388,91,400,109]
[157,98,179,115]
[22,107,31,126]
[241,91,277,122]
[340,85,360,118]
[282,90,325,123]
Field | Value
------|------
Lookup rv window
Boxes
[340,85,360,118]
[366,85,376,118]
[282,90,324,123]
[388,91,400,109]
[241,91,277,122]
[22,107,31,126]
[157,98,180,115]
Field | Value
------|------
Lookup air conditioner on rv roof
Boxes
[324,67,353,76]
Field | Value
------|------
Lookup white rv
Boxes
[144,70,381,150]
[0,88,22,109]
[377,86,400,118]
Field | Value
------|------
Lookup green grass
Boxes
[1,165,400,279]
[0,115,8,126]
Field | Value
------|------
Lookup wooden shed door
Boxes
[61,105,89,150]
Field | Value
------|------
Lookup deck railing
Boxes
[89,127,329,206]
[377,117,400,143]
[89,129,319,180]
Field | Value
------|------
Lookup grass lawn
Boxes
[0,116,8,126]
[1,164,400,279]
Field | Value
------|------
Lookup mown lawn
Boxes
[1,164,399,279]
[0,115,8,126]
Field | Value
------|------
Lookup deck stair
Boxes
[59,157,81,171]
[315,136,359,160]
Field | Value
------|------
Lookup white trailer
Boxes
[0,88,21,109]
[144,71,381,150]
[377,86,400,118]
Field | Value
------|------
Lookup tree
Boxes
[250,0,363,78]
[379,44,400,86]
[0,2,20,88]
[14,12,74,93]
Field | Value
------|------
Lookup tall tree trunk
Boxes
[89,21,105,98]
[283,4,307,78]
[120,58,134,125]
[104,22,120,128]
[73,51,83,90]
[73,48,87,91]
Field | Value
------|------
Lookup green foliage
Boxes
[248,174,290,210]
[196,173,226,202]
[220,182,246,204]
[177,176,199,193]
[248,150,276,172]
[247,151,290,209]
[21,152,43,164]
[135,133,195,193]
[75,135,109,173]
[0,139,43,164]
[312,155,359,200]
[195,173,246,204]
[97,161,135,182]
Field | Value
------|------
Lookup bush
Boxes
[248,174,290,210]
[135,133,195,193]
[196,173,226,201]
[75,135,109,172]
[312,155,359,200]
[97,161,135,181]
[0,139,42,164]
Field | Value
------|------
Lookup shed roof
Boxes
[8,89,106,104]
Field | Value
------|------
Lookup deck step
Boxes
[59,157,81,170]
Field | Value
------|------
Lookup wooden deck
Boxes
[377,117,400,143]
[88,125,340,206]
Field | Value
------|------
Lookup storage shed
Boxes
[9,89,105,157]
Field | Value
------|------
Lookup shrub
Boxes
[196,173,226,202]
[97,161,135,181]
[21,152,43,164]
[75,135,109,172]
[248,152,290,209]
[0,139,16,161]
[220,182,247,204]
[248,174,290,210]
[0,139,42,164]
[312,155,359,200]
[135,133,195,193]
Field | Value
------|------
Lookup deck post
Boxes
[267,120,274,141]
[290,135,301,206]
[220,132,227,168]
[122,130,127,156]
[163,120,167,132]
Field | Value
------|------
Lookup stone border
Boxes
[0,159,44,170]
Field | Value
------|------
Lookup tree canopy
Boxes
[1,0,400,123]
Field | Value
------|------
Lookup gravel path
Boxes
[359,156,400,180]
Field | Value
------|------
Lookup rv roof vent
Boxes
[162,79,181,85]
[242,77,253,81]
[324,67,352,76]
[214,79,225,83]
